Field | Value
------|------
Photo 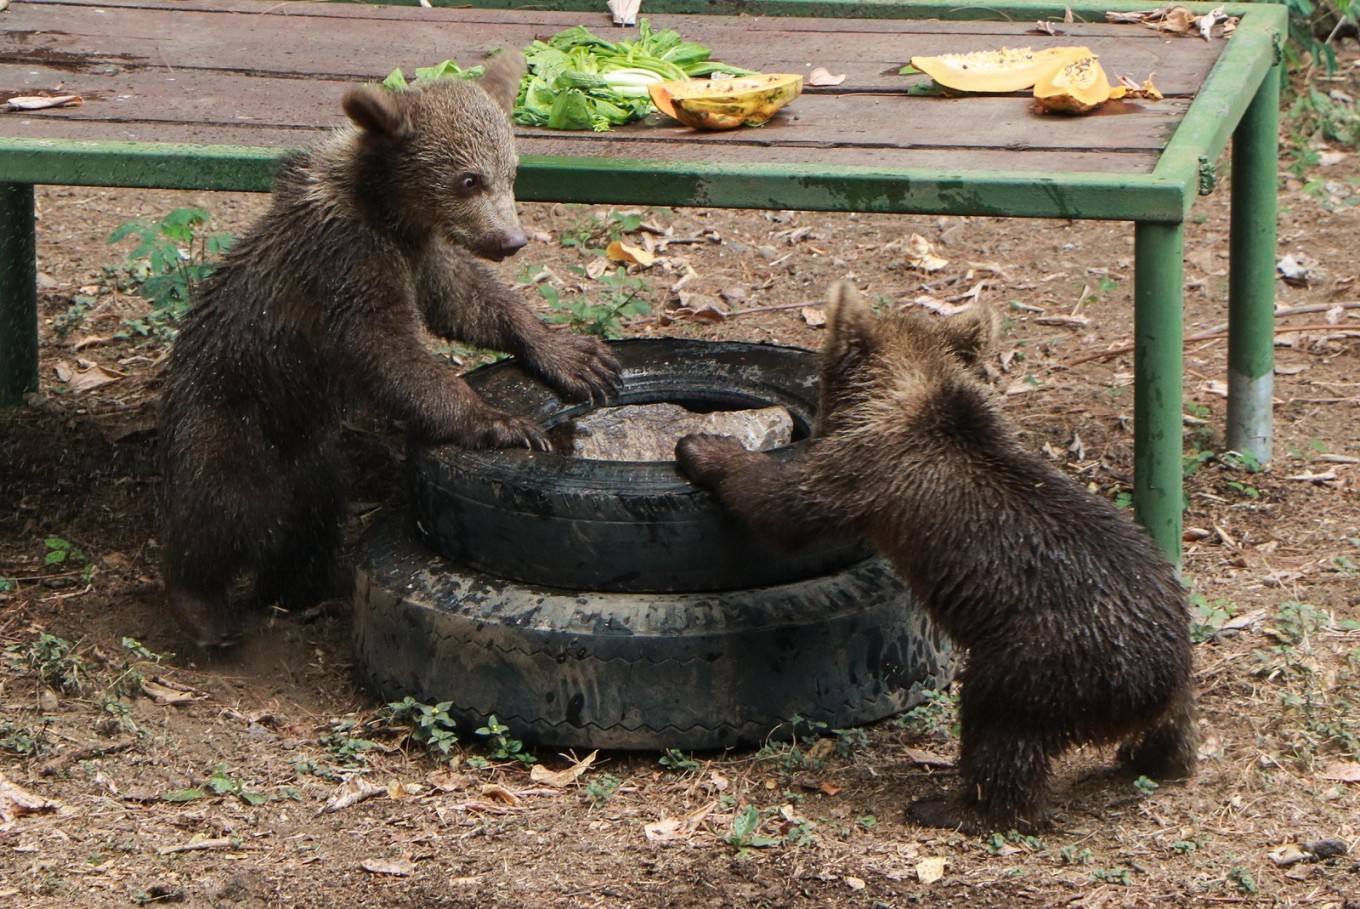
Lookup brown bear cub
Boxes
[158,51,620,647]
[676,281,1196,833]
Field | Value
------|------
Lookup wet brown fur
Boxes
[158,52,620,647]
[677,280,1196,833]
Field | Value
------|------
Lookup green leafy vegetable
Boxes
[380,20,752,132]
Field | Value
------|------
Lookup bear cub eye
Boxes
[457,173,482,195]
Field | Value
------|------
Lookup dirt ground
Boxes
[3,63,1360,909]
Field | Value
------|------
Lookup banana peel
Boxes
[649,73,802,130]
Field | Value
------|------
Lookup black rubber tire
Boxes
[411,338,870,593]
[354,514,955,752]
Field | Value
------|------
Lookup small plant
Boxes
[726,804,780,855]
[831,726,870,757]
[1091,868,1132,885]
[542,266,652,339]
[0,721,50,756]
[988,830,1046,854]
[164,764,296,807]
[319,718,380,768]
[1189,593,1240,644]
[1132,775,1159,797]
[895,688,959,738]
[43,536,86,568]
[582,772,622,807]
[52,294,97,337]
[1227,866,1257,895]
[474,714,536,765]
[0,576,15,593]
[1059,846,1095,866]
[659,748,701,774]
[1170,837,1203,855]
[384,696,460,757]
[26,632,88,696]
[106,207,234,341]
[1271,600,1331,646]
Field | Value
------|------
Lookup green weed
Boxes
[383,696,459,758]
[582,772,622,807]
[726,804,780,855]
[25,632,88,696]
[659,748,701,774]
[1190,593,1240,644]
[164,763,298,807]
[474,714,536,765]
[319,718,380,767]
[895,688,959,738]
[542,266,651,338]
[106,207,234,341]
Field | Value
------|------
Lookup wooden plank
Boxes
[2,1,1221,94]
[0,64,1187,157]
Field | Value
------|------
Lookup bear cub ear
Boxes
[478,48,528,116]
[824,279,877,364]
[935,304,1001,372]
[342,86,411,140]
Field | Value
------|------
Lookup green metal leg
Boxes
[1,182,39,407]
[1226,60,1280,464]
[1133,220,1185,568]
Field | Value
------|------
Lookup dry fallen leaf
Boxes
[361,857,416,876]
[5,93,82,111]
[426,768,466,792]
[643,800,717,843]
[479,783,521,805]
[530,750,598,787]
[54,360,124,392]
[903,747,955,768]
[917,856,948,883]
[1319,761,1360,783]
[801,305,827,328]
[906,233,948,272]
[807,66,847,86]
[845,876,866,891]
[606,240,656,268]
[140,677,202,706]
[1268,843,1310,867]
[0,771,60,831]
[319,776,385,814]
[387,780,423,800]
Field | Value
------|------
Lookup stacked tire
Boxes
[352,340,954,751]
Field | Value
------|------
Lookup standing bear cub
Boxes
[159,50,620,647]
[676,281,1196,833]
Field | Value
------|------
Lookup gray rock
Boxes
[564,402,793,462]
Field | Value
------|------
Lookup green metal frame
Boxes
[0,0,1287,566]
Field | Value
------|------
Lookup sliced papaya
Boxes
[909,46,1090,93]
[648,73,803,130]
[1033,54,1124,114]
